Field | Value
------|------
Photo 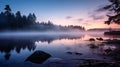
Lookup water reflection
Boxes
[88,40,117,57]
[0,38,36,60]
[0,34,83,61]
[0,33,120,67]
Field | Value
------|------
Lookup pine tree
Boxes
[101,0,120,25]
[16,11,22,28]
[4,5,11,15]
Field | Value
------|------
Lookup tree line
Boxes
[0,5,85,31]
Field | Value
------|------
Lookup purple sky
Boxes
[0,0,119,29]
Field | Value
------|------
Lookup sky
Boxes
[0,0,120,29]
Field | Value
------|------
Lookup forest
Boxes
[0,5,85,31]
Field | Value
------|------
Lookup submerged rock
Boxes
[66,51,73,54]
[66,51,83,55]
[48,57,64,63]
[104,48,112,54]
[25,50,51,64]
[88,44,99,49]
[75,52,82,55]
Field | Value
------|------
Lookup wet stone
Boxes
[25,50,51,64]
[89,38,95,41]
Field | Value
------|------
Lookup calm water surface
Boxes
[0,32,120,67]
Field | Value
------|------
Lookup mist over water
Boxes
[0,31,120,67]
[0,31,85,37]
[0,30,104,36]
[0,0,120,66]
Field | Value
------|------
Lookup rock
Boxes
[104,48,112,54]
[75,52,82,55]
[25,50,51,64]
[89,38,95,41]
[66,51,73,54]
[96,37,103,41]
[88,44,98,49]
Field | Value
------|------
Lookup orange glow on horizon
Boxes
[37,13,120,30]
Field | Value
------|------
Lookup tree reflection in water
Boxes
[0,34,83,61]
[0,38,36,60]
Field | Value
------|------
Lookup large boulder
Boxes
[25,50,51,64]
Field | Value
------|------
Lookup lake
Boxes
[0,32,120,67]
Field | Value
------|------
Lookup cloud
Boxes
[85,20,91,22]
[77,18,83,21]
[88,11,106,20]
[88,4,112,21]
[66,16,72,19]
[90,14,105,20]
